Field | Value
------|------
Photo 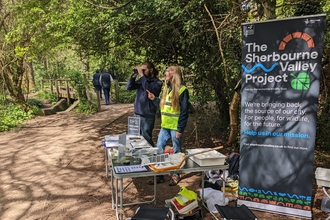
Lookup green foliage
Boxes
[75,101,98,114]
[67,70,88,101]
[118,90,136,103]
[27,98,43,108]
[0,103,35,132]
[66,70,98,114]
[316,98,330,149]
[34,91,58,103]
[3,0,330,145]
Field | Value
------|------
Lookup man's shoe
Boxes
[147,176,165,185]
[169,174,180,186]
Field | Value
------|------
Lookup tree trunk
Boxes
[227,80,241,145]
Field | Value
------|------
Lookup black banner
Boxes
[239,15,326,218]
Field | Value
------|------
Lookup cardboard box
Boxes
[186,148,226,166]
[315,167,330,187]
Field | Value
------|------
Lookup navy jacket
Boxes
[126,76,163,117]
[92,72,101,87]
[100,73,112,89]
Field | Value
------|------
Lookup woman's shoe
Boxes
[169,174,180,186]
[147,175,165,185]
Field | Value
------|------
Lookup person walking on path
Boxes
[100,68,113,105]
[146,64,189,186]
[92,69,103,99]
[126,61,163,147]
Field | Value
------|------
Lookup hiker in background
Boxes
[100,68,113,105]
[146,64,189,186]
[92,69,102,99]
[126,61,162,147]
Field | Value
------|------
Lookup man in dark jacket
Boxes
[126,61,162,147]
[92,69,102,99]
[100,68,113,105]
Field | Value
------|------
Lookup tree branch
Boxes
[84,0,135,10]
[204,4,229,86]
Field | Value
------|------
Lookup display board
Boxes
[238,15,326,218]
[128,116,140,136]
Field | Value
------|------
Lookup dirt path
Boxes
[0,103,134,220]
[0,101,327,220]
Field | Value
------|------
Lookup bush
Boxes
[27,98,44,108]
[0,103,34,132]
[118,90,136,103]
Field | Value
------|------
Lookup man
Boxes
[100,68,113,105]
[126,61,162,147]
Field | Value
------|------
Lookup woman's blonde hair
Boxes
[160,65,182,111]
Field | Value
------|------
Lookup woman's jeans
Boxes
[156,128,182,153]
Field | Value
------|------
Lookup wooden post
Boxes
[83,74,91,102]
[66,80,70,105]
[55,80,60,98]
[115,80,119,103]
[95,88,101,112]
[50,79,54,93]
[41,80,44,91]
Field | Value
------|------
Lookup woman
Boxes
[147,64,189,186]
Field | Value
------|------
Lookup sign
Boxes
[127,116,140,136]
[239,15,326,218]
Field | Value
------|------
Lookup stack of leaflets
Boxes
[170,186,199,214]
[171,198,198,214]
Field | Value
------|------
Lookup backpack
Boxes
[227,152,240,180]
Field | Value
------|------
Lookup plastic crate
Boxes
[186,149,226,166]
[315,167,330,187]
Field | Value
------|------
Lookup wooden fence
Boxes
[41,74,193,107]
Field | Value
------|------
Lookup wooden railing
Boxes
[40,78,128,105]
[41,79,76,105]
[41,75,193,107]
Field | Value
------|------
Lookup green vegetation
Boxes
[118,90,136,104]
[0,103,35,132]
[34,91,58,105]
[0,0,329,151]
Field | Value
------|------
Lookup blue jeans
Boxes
[156,128,182,153]
[103,87,110,104]
[135,115,155,147]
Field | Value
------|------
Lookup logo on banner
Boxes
[242,31,318,91]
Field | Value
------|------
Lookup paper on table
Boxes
[114,165,147,173]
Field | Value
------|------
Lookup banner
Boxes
[239,15,326,218]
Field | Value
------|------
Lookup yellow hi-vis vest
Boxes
[161,85,187,130]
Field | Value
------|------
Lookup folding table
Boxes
[110,157,229,220]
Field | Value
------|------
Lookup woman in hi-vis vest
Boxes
[146,64,189,186]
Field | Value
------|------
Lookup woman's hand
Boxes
[176,132,182,138]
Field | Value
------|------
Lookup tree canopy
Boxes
[1,0,330,146]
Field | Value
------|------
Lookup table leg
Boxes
[120,178,124,220]
[105,148,108,178]
[115,178,119,220]
[111,167,114,209]
[154,175,157,204]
